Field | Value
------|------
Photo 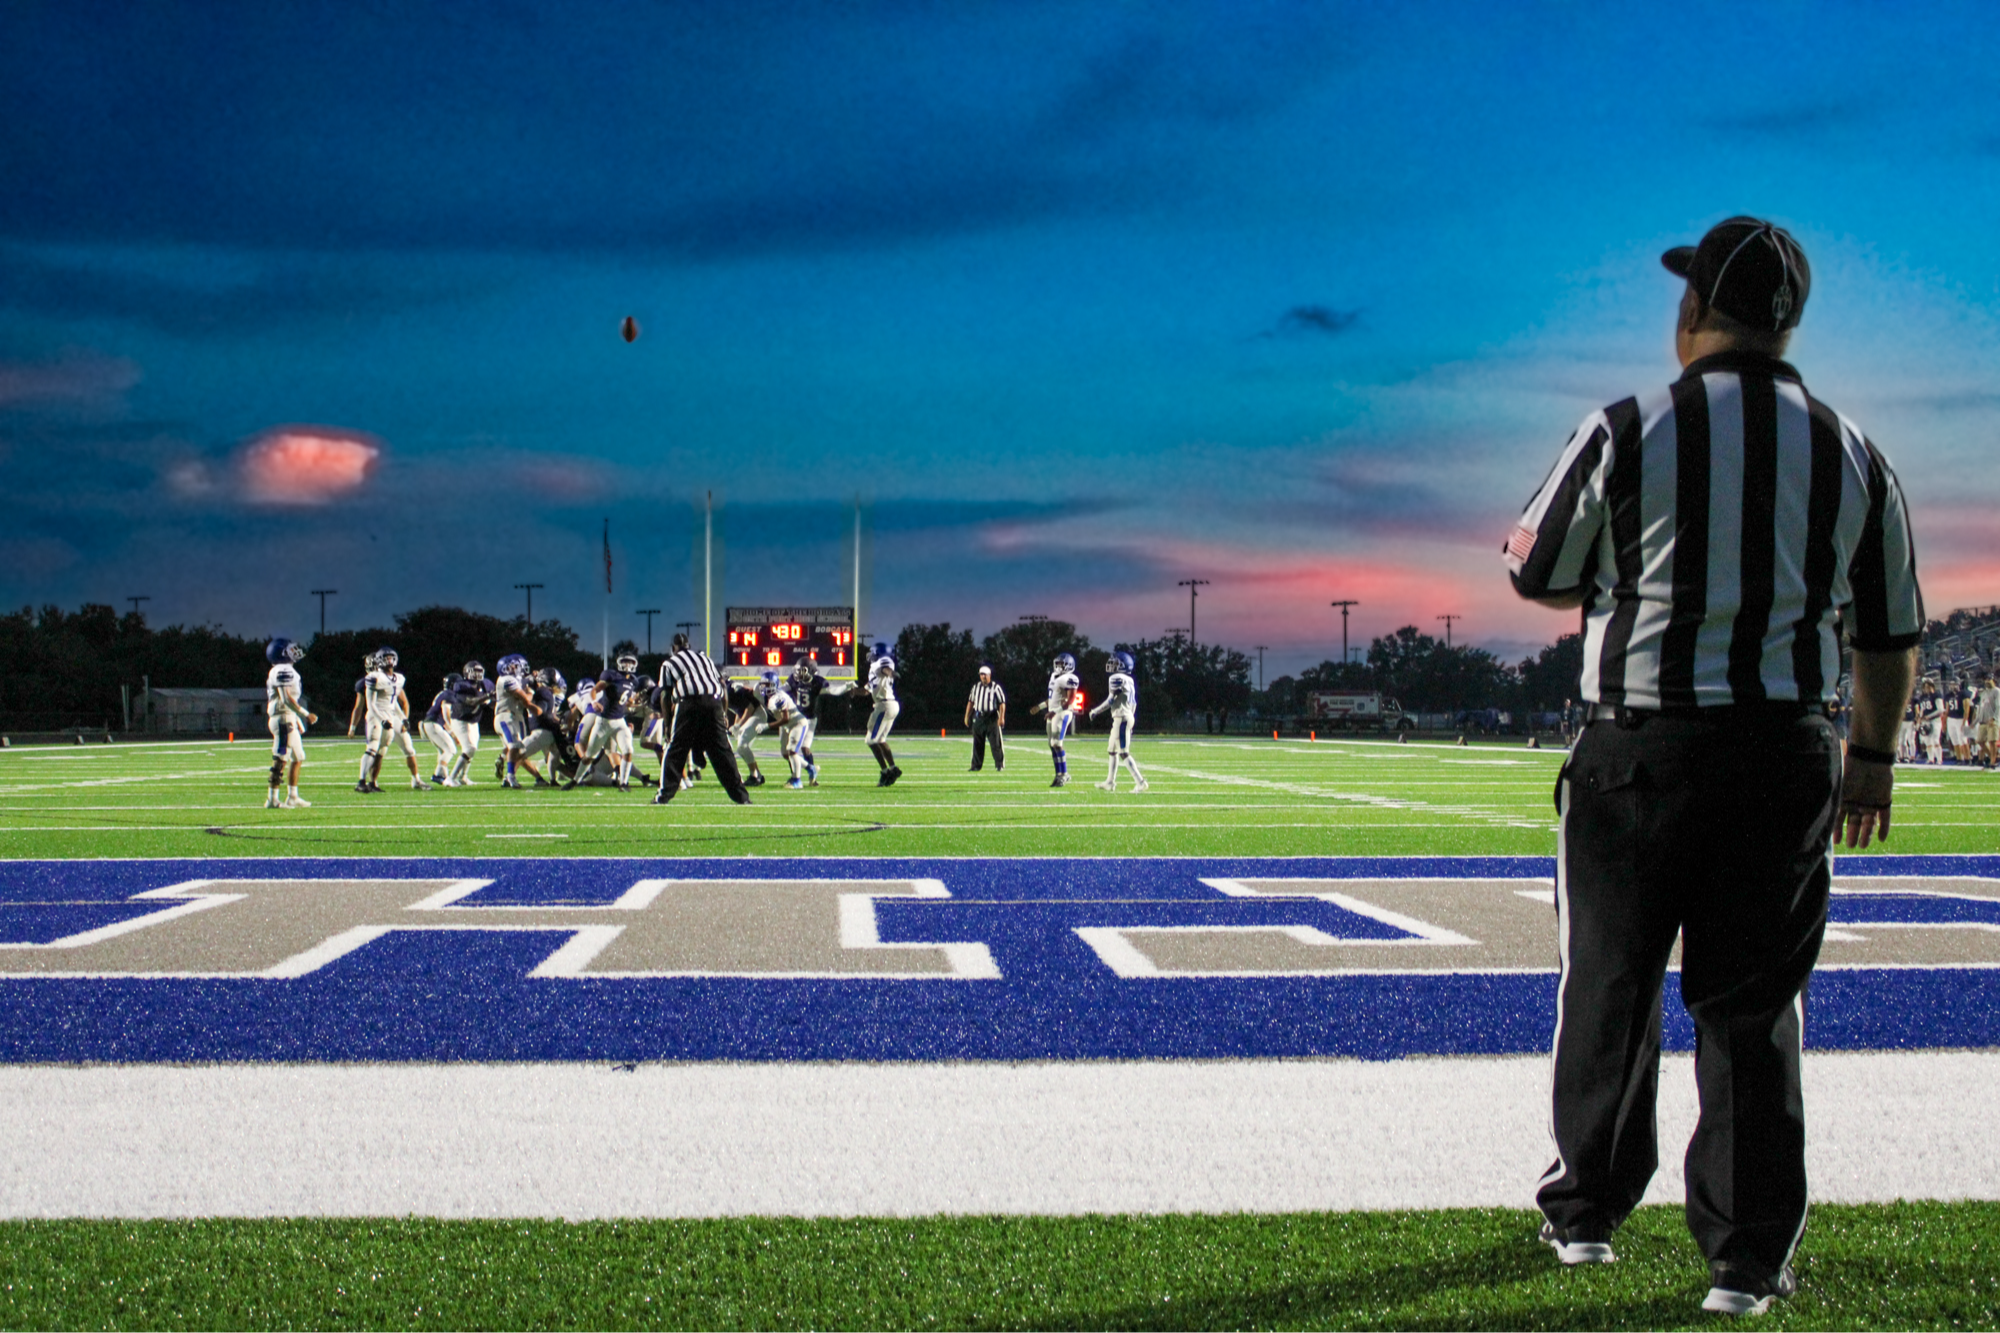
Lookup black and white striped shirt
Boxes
[661,648,725,703]
[1506,350,1924,708]
[968,680,1005,715]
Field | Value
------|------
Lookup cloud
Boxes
[239,428,382,505]
[0,247,482,338]
[0,350,140,407]
[1260,305,1361,339]
[1701,98,1871,139]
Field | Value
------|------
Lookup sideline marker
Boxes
[228,732,235,742]
[1310,730,1316,742]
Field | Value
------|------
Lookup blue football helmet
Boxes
[1110,651,1134,674]
[499,653,529,679]
[874,642,891,662]
[266,637,305,665]
[443,673,463,690]
[1053,652,1076,674]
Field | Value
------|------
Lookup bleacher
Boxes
[1921,604,2000,681]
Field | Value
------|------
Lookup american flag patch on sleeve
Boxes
[1506,524,1538,562]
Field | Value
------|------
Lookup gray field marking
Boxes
[1,1052,1992,1218]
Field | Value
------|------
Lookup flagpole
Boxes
[853,496,862,679]
[601,517,611,670]
[704,491,713,659]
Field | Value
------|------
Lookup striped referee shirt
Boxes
[661,647,725,703]
[1505,350,1924,708]
[968,680,1005,715]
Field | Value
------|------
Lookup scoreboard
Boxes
[723,606,857,678]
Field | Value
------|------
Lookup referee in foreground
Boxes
[965,665,1006,771]
[650,632,752,806]
[1505,216,1922,1316]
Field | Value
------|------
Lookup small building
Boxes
[144,688,267,735]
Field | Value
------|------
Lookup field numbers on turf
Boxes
[0,878,1001,981]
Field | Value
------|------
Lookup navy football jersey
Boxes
[596,669,640,721]
[452,677,493,724]
[423,689,455,727]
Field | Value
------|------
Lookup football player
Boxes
[1028,651,1082,787]
[1946,674,1970,764]
[1975,671,2000,771]
[263,638,317,809]
[422,673,463,786]
[726,676,770,786]
[492,653,540,789]
[449,662,493,785]
[787,656,855,787]
[1090,651,1148,793]
[526,668,576,784]
[864,644,901,786]
[753,670,808,789]
[1918,677,1946,765]
[569,651,642,790]
[354,648,425,793]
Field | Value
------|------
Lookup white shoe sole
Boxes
[1702,1287,1776,1316]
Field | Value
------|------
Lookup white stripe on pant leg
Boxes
[1538,771,1574,1194]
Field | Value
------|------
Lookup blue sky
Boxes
[4,0,1997,676]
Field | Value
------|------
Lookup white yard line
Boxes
[0,1052,1989,1218]
[1146,764,1550,830]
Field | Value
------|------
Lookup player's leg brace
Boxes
[1048,712,1070,778]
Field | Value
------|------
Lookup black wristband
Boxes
[1846,744,1896,766]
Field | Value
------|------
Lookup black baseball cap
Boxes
[1662,216,1810,331]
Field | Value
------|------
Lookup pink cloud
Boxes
[239,427,381,505]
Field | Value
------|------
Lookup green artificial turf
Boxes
[2,733,1995,861]
[1,1204,1995,1331]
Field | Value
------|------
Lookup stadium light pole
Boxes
[1178,579,1210,647]
[310,589,338,636]
[514,582,544,623]
[126,595,150,618]
[636,609,662,655]
[1254,645,1269,691]
[1436,613,1463,648]
[1330,600,1359,667]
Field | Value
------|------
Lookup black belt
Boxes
[1586,701,1826,725]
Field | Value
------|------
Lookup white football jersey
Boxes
[363,669,406,722]
[766,687,799,720]
[265,664,304,719]
[1104,671,1138,721]
[1047,671,1081,713]
[494,672,530,724]
[868,660,896,703]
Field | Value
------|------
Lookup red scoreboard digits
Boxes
[724,606,857,678]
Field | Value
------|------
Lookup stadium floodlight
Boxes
[514,583,544,622]
[310,589,338,635]
[127,595,150,618]
[1436,613,1463,648]
[1177,579,1210,647]
[1330,600,1359,665]
[636,609,662,655]
[1254,645,1269,691]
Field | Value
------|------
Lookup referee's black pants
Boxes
[1537,709,1838,1278]
[970,714,1004,770]
[657,697,750,804]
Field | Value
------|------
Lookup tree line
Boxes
[2,601,1586,733]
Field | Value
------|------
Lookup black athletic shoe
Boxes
[885,766,902,786]
[650,789,672,805]
[732,792,753,805]
[1538,1220,1615,1265]
[353,781,371,795]
[532,775,551,788]
[876,770,891,786]
[1703,1263,1796,1316]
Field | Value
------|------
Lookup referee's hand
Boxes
[1838,754,1894,848]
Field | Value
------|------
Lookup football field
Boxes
[2,733,1998,1329]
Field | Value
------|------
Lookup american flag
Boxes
[603,519,613,593]
[1506,524,1538,563]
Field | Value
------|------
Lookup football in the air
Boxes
[621,316,639,343]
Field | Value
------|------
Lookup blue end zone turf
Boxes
[0,855,1994,1063]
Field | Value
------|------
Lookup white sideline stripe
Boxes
[0,1052,1994,1219]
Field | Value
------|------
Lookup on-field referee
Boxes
[1505,216,1923,1317]
[965,666,1006,771]
[650,633,752,806]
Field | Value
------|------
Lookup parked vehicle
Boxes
[1302,691,1414,730]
